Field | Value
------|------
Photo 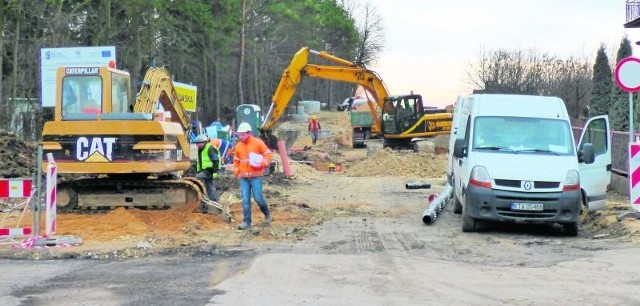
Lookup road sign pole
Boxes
[33,145,43,236]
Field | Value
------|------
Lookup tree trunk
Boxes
[237,0,246,104]
[213,52,220,123]
[9,17,18,129]
[252,42,259,107]
[202,50,208,119]
[0,0,5,115]
[104,0,111,43]
[130,7,142,105]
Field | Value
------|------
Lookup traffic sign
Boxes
[615,57,640,92]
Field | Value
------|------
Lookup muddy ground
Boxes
[0,111,639,259]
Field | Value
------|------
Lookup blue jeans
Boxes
[310,130,319,145]
[239,177,270,225]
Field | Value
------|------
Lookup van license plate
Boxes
[511,202,543,211]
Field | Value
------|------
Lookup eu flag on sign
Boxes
[102,50,111,57]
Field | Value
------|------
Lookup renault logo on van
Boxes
[523,181,533,190]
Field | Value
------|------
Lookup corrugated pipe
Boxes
[422,184,453,225]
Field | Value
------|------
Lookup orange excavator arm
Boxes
[261,47,390,134]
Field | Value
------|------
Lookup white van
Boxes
[448,94,611,236]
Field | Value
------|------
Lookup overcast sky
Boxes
[367,0,639,107]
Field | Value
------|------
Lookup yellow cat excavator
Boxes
[261,46,453,149]
[41,66,228,219]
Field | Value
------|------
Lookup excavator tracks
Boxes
[56,176,230,220]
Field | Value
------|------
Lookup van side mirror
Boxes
[453,138,467,158]
[578,143,595,164]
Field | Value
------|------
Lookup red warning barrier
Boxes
[0,179,32,198]
[0,178,33,240]
[0,227,32,236]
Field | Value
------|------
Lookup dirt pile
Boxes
[346,148,447,178]
[0,130,36,178]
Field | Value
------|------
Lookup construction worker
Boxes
[308,114,321,145]
[194,134,221,202]
[233,122,272,230]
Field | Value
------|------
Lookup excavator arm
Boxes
[133,67,191,133]
[261,47,389,133]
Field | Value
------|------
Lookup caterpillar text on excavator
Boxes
[260,46,453,150]
[40,65,229,220]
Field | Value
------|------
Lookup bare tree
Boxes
[467,48,592,118]
[237,0,247,105]
[351,1,384,65]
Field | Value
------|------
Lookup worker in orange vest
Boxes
[308,114,321,145]
[233,122,273,230]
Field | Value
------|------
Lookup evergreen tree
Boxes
[589,44,612,117]
[610,36,633,131]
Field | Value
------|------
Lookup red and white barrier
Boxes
[0,179,32,198]
[0,178,33,239]
[0,227,32,237]
[630,143,640,212]
[45,155,57,237]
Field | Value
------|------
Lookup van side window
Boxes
[580,118,607,156]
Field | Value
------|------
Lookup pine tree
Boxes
[589,45,612,117]
[610,37,633,131]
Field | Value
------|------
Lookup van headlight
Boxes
[469,166,492,189]
[562,170,580,191]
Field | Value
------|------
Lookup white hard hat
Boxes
[237,122,252,133]
[194,134,209,143]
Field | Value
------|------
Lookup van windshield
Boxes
[472,116,574,156]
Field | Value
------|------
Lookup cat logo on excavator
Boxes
[75,136,116,162]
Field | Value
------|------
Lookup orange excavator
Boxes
[41,66,228,219]
[261,47,453,150]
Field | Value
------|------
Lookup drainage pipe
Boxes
[422,184,453,225]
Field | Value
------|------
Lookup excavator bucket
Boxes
[202,199,232,222]
[259,128,280,150]
[182,177,232,222]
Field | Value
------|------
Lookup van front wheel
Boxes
[563,222,579,237]
[462,206,478,232]
[453,196,462,214]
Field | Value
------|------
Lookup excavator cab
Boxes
[381,94,453,148]
[382,94,423,134]
[57,67,131,120]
